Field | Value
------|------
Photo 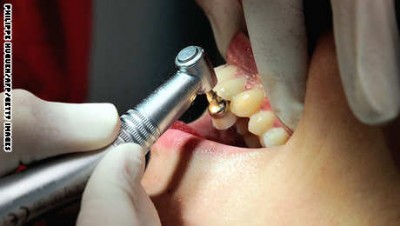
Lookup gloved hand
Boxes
[77,143,161,226]
[0,89,120,176]
[198,0,400,129]
[1,89,161,225]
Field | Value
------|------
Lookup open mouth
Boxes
[157,4,292,152]
[144,0,311,223]
[167,31,290,151]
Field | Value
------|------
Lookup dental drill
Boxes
[0,46,217,226]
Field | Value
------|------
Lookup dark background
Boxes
[89,0,224,122]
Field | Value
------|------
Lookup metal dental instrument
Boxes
[0,46,217,226]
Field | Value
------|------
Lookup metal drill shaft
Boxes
[0,46,216,226]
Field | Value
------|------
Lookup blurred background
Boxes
[89,0,223,122]
[7,0,223,123]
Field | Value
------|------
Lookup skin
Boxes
[142,33,400,225]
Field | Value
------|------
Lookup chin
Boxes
[141,1,400,225]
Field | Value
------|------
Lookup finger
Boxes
[242,0,309,130]
[196,0,246,55]
[0,89,120,176]
[77,143,161,226]
[331,0,400,125]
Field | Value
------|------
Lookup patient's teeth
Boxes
[214,78,247,100]
[215,65,237,82]
[230,88,264,117]
[235,118,249,135]
[211,111,237,130]
[244,134,261,148]
[260,127,289,148]
[248,110,275,135]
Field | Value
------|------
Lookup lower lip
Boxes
[171,121,201,137]
[155,127,260,155]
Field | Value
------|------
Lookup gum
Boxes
[225,32,288,132]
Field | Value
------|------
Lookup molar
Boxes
[230,88,264,117]
[214,77,247,101]
[260,127,289,148]
[215,65,237,82]
[248,110,275,136]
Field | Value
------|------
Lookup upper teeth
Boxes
[214,77,247,101]
[248,110,275,136]
[230,88,264,117]
[209,64,290,148]
[259,127,289,148]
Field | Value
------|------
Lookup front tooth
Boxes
[260,127,289,148]
[215,65,237,82]
[248,110,275,135]
[211,111,237,130]
[214,77,247,100]
[230,88,264,117]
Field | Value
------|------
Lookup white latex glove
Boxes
[331,0,400,125]
[244,0,400,127]
[1,89,161,225]
[0,89,120,176]
[77,143,161,226]
[198,0,400,128]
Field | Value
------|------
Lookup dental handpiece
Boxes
[0,46,217,226]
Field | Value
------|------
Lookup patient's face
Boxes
[142,1,400,225]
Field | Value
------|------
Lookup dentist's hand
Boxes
[0,89,161,225]
[330,0,400,125]
[0,89,120,177]
[198,0,400,129]
[244,0,400,127]
[77,143,161,226]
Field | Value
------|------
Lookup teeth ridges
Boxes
[248,110,275,136]
[214,77,247,101]
[230,88,264,117]
[260,127,289,148]
[209,64,290,147]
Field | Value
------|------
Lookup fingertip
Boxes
[77,103,121,148]
[196,0,244,55]
[111,143,145,166]
[94,143,145,185]
[13,96,122,164]
[242,0,308,130]
[47,102,121,151]
[79,143,158,226]
[331,0,400,125]
[110,143,146,183]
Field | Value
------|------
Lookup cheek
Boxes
[142,145,272,224]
